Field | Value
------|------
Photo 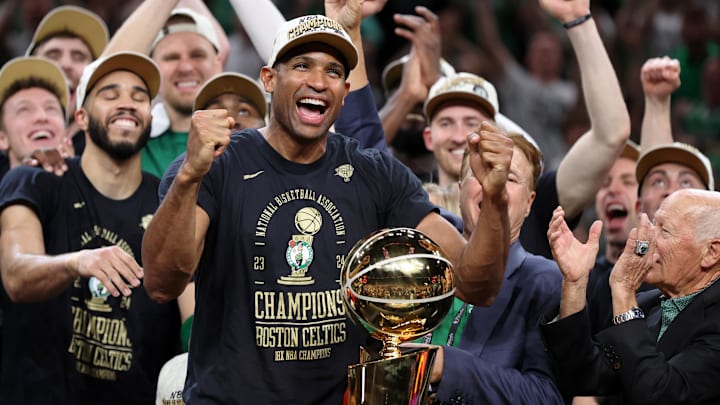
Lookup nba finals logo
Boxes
[279,207,322,286]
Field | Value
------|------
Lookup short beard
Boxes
[87,113,151,161]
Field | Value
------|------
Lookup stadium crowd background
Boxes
[1,0,718,184]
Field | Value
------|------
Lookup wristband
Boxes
[563,13,592,29]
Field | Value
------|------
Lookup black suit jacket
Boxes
[541,280,720,404]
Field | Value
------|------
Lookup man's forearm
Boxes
[568,19,629,143]
[559,279,588,319]
[379,88,423,144]
[610,286,640,316]
[457,192,509,306]
[1,251,79,303]
[142,169,204,303]
[102,0,179,56]
[641,96,673,151]
[229,0,286,63]
[556,18,630,217]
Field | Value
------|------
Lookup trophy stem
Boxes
[380,336,401,359]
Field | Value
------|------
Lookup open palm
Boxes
[548,207,602,283]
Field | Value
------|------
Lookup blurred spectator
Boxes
[670,4,720,105]
[3,0,54,60]
[676,57,720,186]
[474,0,578,171]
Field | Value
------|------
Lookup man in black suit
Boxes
[543,188,720,404]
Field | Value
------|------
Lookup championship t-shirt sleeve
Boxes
[158,151,219,221]
[0,166,54,222]
[371,152,436,227]
[334,84,389,153]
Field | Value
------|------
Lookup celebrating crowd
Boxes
[0,0,719,404]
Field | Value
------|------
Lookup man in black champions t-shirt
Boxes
[0,52,180,404]
[142,8,513,405]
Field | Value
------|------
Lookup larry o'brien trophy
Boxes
[340,228,455,404]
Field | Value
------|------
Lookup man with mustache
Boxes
[0,52,180,404]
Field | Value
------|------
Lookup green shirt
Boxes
[417,297,472,346]
[658,278,719,340]
[141,129,188,179]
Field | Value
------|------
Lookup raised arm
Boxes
[419,122,512,306]
[473,0,515,80]
[1,205,142,303]
[142,110,233,303]
[379,6,443,143]
[639,57,680,151]
[102,0,179,56]
[228,0,286,63]
[325,0,368,92]
[103,0,229,63]
[549,0,631,218]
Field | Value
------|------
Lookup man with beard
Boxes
[97,0,228,178]
[0,51,180,404]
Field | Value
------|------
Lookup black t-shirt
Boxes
[0,152,8,180]
[160,129,436,404]
[519,170,581,259]
[0,158,180,404]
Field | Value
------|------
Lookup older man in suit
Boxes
[543,189,720,404]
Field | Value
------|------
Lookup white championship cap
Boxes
[267,15,358,71]
[151,8,221,53]
[424,72,499,121]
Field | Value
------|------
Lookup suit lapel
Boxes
[657,280,720,355]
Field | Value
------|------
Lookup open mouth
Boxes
[297,97,327,115]
[296,97,328,125]
[605,203,628,229]
[29,130,54,142]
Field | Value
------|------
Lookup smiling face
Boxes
[0,87,65,167]
[76,70,152,161]
[595,157,639,250]
[152,31,221,117]
[261,45,349,145]
[638,162,707,220]
[425,102,490,187]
